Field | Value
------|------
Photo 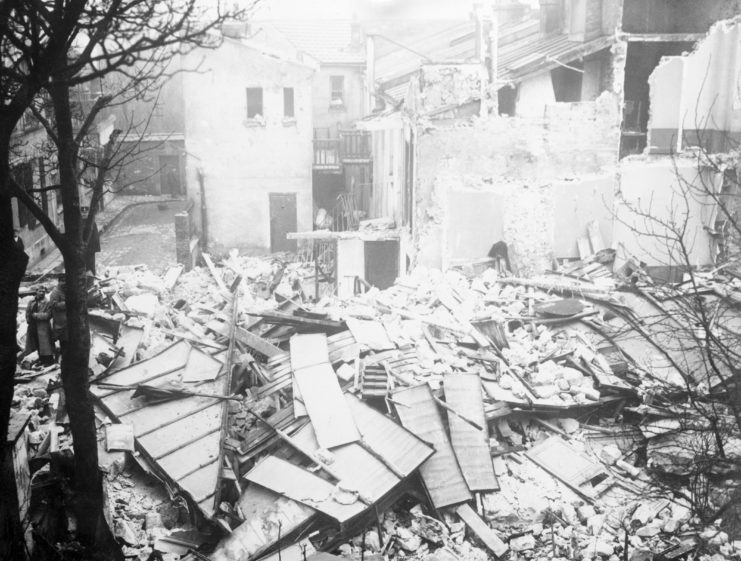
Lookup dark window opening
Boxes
[498,86,517,116]
[619,41,695,159]
[12,161,37,229]
[330,75,345,106]
[283,87,295,118]
[551,62,583,102]
[246,87,263,119]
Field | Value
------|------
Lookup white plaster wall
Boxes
[182,41,315,253]
[614,158,719,267]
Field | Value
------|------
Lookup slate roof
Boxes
[265,20,366,65]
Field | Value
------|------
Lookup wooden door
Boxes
[269,193,297,253]
[159,155,181,195]
[364,240,399,289]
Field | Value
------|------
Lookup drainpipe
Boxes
[196,167,208,251]
[366,34,376,115]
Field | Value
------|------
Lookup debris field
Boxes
[12,248,741,561]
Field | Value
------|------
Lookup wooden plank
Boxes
[202,253,229,295]
[443,375,498,492]
[245,456,365,523]
[182,346,222,382]
[346,318,395,351]
[205,319,282,358]
[391,384,471,509]
[290,334,359,449]
[525,436,606,500]
[456,503,508,558]
[110,325,144,369]
[162,264,184,291]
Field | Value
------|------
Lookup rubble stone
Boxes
[510,533,536,551]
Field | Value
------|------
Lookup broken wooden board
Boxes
[245,456,365,523]
[110,325,144,370]
[346,318,395,352]
[391,384,471,509]
[290,334,359,449]
[182,346,223,383]
[162,264,184,292]
[443,375,498,492]
[211,485,315,561]
[525,436,607,501]
[91,340,226,518]
[206,319,282,359]
[456,503,508,558]
[202,253,230,296]
[285,393,434,503]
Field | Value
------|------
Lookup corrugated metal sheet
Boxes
[290,334,359,449]
[92,341,226,518]
[392,384,472,509]
[443,374,498,492]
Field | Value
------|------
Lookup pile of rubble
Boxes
[10,249,741,561]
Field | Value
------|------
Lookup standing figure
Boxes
[25,287,54,365]
[49,275,68,357]
[13,228,25,252]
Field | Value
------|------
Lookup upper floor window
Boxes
[283,87,295,118]
[330,76,345,107]
[246,87,263,119]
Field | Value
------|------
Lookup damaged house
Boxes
[181,29,317,254]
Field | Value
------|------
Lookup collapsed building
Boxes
[9,235,741,560]
[6,3,741,561]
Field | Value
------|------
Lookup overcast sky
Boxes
[250,0,538,20]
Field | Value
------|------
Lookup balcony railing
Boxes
[313,138,341,169]
[313,129,372,168]
[339,129,371,161]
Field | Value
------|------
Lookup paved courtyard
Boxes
[98,199,189,274]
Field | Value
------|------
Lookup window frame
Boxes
[330,75,345,107]
[283,87,295,119]
[246,87,264,119]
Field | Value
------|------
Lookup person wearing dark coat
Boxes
[13,228,25,252]
[49,276,68,356]
[25,287,54,365]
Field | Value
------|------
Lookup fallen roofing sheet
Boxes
[346,318,395,352]
[392,384,472,509]
[212,484,315,561]
[290,334,359,449]
[525,436,608,501]
[443,374,498,492]
[92,340,226,517]
[285,393,434,502]
[245,456,366,523]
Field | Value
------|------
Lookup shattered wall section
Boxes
[647,17,741,154]
[613,156,721,269]
[419,64,484,115]
[415,93,621,274]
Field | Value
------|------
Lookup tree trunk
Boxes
[50,81,122,560]
[0,181,30,560]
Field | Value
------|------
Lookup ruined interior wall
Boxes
[415,93,621,274]
[647,18,741,154]
[419,64,483,114]
[613,157,719,268]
